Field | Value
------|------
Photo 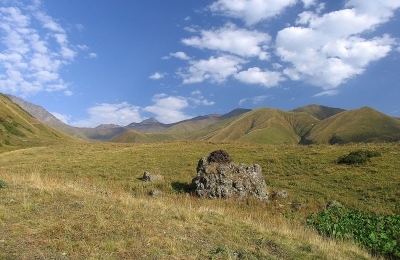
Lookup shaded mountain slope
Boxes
[302,106,400,144]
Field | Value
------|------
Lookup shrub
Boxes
[337,149,381,165]
[307,206,400,258]
[0,179,8,188]
[208,149,232,164]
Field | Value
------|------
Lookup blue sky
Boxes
[1,0,400,127]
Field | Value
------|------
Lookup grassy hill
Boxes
[302,106,400,144]
[110,106,400,145]
[7,94,89,140]
[6,94,400,145]
[111,108,319,145]
[0,141,398,259]
[204,108,317,144]
[162,115,220,135]
[0,94,75,151]
[291,104,345,120]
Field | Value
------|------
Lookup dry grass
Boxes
[1,141,398,259]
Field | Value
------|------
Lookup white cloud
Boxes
[182,23,271,60]
[64,90,73,96]
[276,0,399,89]
[89,53,97,58]
[179,55,245,84]
[313,90,339,97]
[77,44,89,51]
[51,112,70,124]
[235,67,285,87]
[149,72,166,80]
[0,2,81,96]
[144,94,192,123]
[190,90,215,106]
[70,102,143,127]
[301,0,317,8]
[163,51,191,60]
[209,0,297,25]
[239,95,270,105]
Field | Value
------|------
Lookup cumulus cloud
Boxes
[179,55,245,84]
[144,94,192,123]
[276,0,399,89]
[182,23,271,60]
[70,102,143,127]
[162,51,191,60]
[0,1,80,96]
[301,0,317,8]
[235,67,285,87]
[209,0,297,25]
[149,72,167,80]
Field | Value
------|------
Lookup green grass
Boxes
[0,141,399,259]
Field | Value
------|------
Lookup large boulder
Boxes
[191,150,268,202]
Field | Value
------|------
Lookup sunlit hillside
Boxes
[0,94,76,152]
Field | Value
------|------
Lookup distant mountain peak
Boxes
[95,124,121,129]
[140,118,160,125]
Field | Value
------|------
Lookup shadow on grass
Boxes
[171,181,192,194]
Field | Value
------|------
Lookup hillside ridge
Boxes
[4,93,400,144]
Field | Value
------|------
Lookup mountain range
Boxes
[4,93,400,145]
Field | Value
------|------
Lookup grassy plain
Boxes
[0,141,399,259]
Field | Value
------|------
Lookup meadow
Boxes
[0,141,399,259]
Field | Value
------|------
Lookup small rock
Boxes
[148,189,162,197]
[272,190,289,200]
[142,171,164,182]
[326,200,342,208]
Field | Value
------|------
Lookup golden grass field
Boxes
[0,141,399,259]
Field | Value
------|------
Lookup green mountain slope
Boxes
[0,94,75,150]
[163,115,221,135]
[199,108,319,144]
[292,104,345,120]
[6,94,88,140]
[302,106,400,144]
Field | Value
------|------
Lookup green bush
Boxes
[0,179,8,188]
[307,206,400,258]
[337,149,381,165]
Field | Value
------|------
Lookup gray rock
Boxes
[326,200,342,208]
[142,171,164,182]
[191,156,269,202]
[148,189,162,196]
[272,190,289,200]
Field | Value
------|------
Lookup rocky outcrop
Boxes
[191,150,268,202]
